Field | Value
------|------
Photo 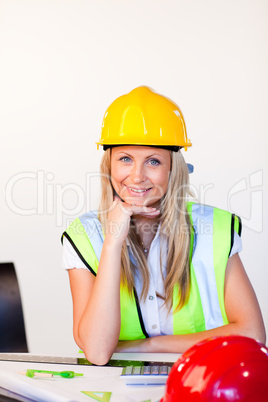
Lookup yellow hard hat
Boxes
[96,86,192,151]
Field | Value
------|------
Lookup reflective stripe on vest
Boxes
[62,203,241,340]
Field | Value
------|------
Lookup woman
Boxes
[62,86,266,365]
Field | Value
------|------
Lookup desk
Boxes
[0,352,179,402]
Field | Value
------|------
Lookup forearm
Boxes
[116,322,266,354]
[78,239,122,365]
[149,323,266,353]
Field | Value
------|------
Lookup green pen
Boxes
[25,369,83,378]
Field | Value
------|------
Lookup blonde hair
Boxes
[98,148,192,312]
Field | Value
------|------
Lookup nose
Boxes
[130,163,146,183]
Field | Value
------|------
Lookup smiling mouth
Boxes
[130,188,150,193]
[125,186,152,195]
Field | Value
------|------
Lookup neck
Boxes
[132,215,160,251]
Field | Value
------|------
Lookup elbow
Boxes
[248,328,266,346]
[237,322,266,346]
[76,327,113,366]
[83,348,112,366]
[256,327,266,346]
[224,320,266,346]
[249,319,266,346]
[80,334,113,365]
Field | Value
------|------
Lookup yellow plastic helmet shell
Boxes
[96,86,192,151]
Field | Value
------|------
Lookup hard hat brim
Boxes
[101,144,183,152]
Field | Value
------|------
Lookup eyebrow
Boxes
[115,151,164,158]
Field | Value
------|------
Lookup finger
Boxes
[112,198,160,217]
[125,204,160,216]
[133,209,161,218]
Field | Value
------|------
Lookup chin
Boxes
[124,198,145,206]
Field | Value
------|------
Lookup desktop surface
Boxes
[0,352,179,402]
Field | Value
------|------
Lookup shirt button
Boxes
[152,324,157,329]
[149,295,154,300]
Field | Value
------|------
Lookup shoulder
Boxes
[65,210,101,234]
[70,210,99,226]
[187,201,232,217]
[187,202,242,258]
[62,210,104,245]
[62,210,104,273]
[187,202,242,238]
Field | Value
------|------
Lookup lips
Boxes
[130,188,149,193]
[125,186,152,197]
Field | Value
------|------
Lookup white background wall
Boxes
[1,0,267,354]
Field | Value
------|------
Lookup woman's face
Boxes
[110,146,171,207]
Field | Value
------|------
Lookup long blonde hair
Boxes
[98,148,192,311]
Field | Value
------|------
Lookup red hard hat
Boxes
[161,336,268,402]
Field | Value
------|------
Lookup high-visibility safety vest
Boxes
[62,202,242,340]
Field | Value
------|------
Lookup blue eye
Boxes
[148,159,160,166]
[119,156,131,163]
